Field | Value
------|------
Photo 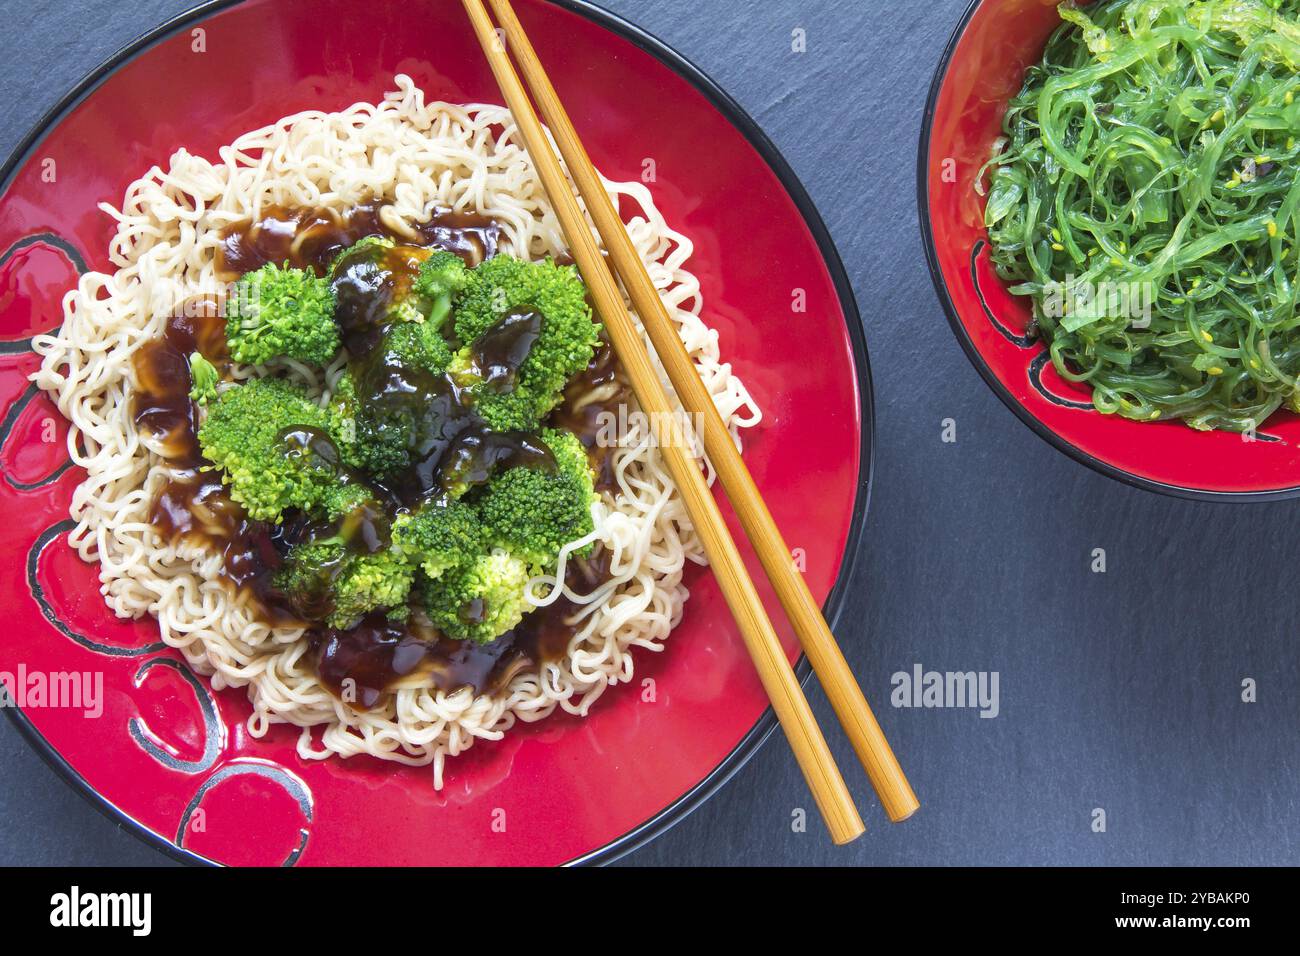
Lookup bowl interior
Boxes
[0,0,869,865]
[923,0,1300,497]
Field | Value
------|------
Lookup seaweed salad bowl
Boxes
[921,0,1300,500]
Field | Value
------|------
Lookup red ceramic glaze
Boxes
[922,0,1300,499]
[0,0,870,865]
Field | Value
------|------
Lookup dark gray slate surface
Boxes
[2,0,1296,867]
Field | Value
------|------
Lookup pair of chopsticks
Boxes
[461,0,918,843]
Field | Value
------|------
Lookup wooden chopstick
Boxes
[460,0,864,845]
[482,0,919,824]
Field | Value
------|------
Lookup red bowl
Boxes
[921,0,1300,499]
[0,0,871,865]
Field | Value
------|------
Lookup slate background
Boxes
[2,0,1296,868]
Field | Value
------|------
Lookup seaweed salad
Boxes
[980,0,1300,431]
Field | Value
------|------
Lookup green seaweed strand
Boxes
[980,0,1300,430]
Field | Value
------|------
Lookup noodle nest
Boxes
[32,76,760,787]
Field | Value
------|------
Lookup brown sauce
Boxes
[130,297,307,625]
[149,470,301,626]
[216,201,499,281]
[470,308,543,393]
[550,340,630,494]
[135,199,624,709]
[314,617,434,709]
[350,335,554,506]
[329,238,429,357]
[410,211,500,266]
[130,300,227,465]
[314,548,613,704]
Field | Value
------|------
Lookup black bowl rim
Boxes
[917,0,1300,503]
[0,0,877,866]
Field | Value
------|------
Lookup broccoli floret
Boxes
[474,427,596,568]
[321,480,376,523]
[326,373,360,449]
[225,263,339,367]
[198,377,349,522]
[418,549,532,643]
[188,352,219,404]
[330,549,412,628]
[544,425,597,480]
[275,538,413,629]
[412,250,470,329]
[273,539,346,622]
[332,385,403,481]
[328,235,392,276]
[327,371,438,485]
[325,317,459,481]
[450,256,600,431]
[330,236,455,329]
[392,499,486,579]
[327,370,410,479]
[330,236,420,329]
[382,318,454,375]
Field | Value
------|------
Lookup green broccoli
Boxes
[275,538,413,629]
[392,499,486,579]
[325,316,461,480]
[449,256,600,431]
[328,549,412,628]
[328,235,392,276]
[474,427,596,568]
[326,373,360,449]
[330,236,421,328]
[417,549,533,643]
[319,479,377,523]
[412,250,470,329]
[330,237,465,328]
[198,377,353,522]
[326,371,409,479]
[188,352,219,404]
[381,317,454,376]
[272,539,346,622]
[225,263,339,366]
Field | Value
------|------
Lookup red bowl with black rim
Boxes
[920,0,1300,500]
[0,0,873,865]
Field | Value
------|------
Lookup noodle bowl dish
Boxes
[39,78,767,788]
[0,0,870,865]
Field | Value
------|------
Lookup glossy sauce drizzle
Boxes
[312,342,629,703]
[314,547,614,706]
[550,340,631,494]
[342,307,555,507]
[216,201,499,280]
[138,200,624,707]
[133,301,301,624]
